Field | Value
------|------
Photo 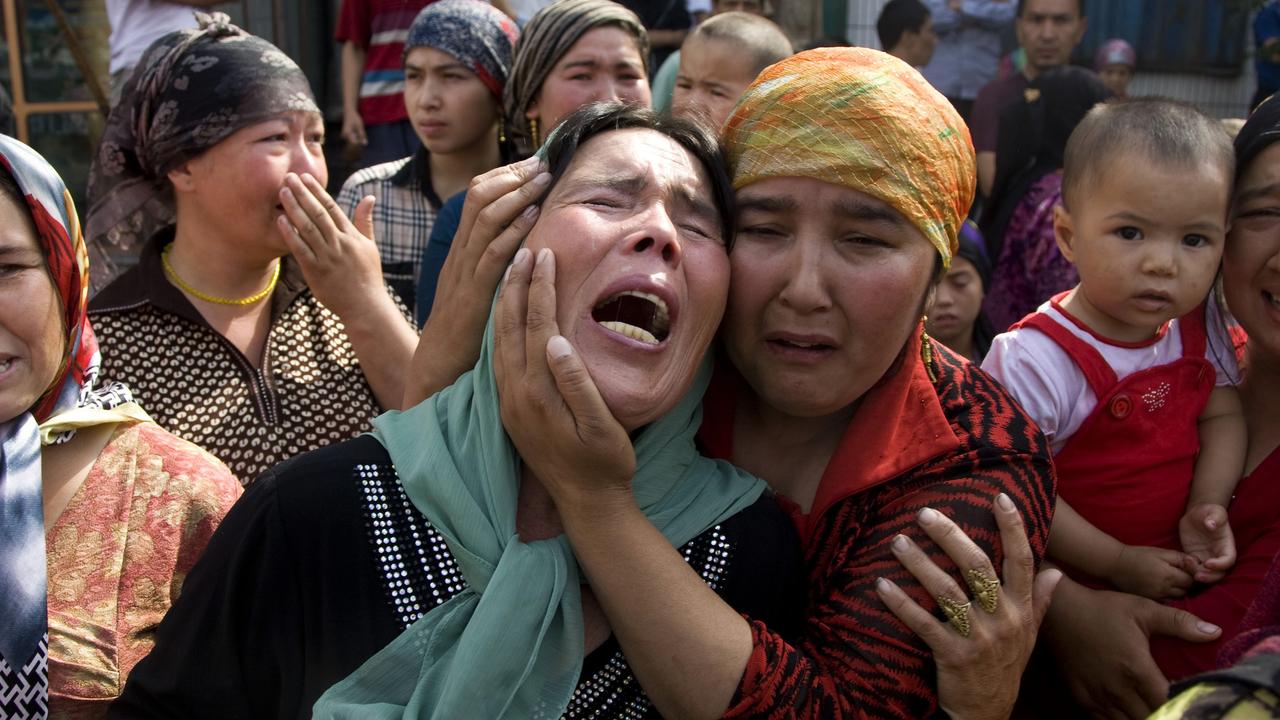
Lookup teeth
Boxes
[596,290,670,327]
[1268,291,1280,310]
[599,321,659,345]
[0,359,9,371]
[788,341,821,348]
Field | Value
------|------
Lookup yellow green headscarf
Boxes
[722,47,976,267]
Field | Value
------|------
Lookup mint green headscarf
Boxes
[313,308,765,718]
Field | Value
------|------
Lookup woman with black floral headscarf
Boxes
[85,14,417,484]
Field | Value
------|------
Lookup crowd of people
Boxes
[2,0,1279,718]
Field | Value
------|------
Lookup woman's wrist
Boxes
[553,479,637,531]
[335,287,399,332]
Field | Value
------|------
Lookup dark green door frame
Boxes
[823,0,848,41]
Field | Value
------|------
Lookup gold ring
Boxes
[965,569,1001,614]
[937,596,972,637]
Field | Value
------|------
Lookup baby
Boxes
[671,11,792,130]
[983,98,1246,600]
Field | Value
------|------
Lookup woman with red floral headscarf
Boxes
[0,135,239,719]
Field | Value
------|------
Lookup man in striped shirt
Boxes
[336,0,438,169]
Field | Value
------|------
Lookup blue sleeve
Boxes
[960,0,1017,29]
[1258,6,1280,46]
[416,190,467,327]
[925,0,961,33]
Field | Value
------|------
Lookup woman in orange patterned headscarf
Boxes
[478,48,1062,718]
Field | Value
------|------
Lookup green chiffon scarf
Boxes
[312,317,765,719]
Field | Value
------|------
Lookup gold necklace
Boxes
[161,244,280,306]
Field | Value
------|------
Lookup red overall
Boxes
[1012,301,1214,551]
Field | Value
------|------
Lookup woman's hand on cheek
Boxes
[276,172,385,320]
[410,157,549,405]
[1044,578,1221,719]
[494,247,636,511]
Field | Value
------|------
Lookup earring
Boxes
[499,124,506,144]
[529,117,539,148]
[920,317,938,383]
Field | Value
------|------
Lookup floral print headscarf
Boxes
[84,12,320,290]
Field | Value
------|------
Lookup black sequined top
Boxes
[110,435,803,720]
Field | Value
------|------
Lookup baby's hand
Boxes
[1106,545,1196,600]
[1180,503,1237,584]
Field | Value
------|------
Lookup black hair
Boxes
[876,0,930,52]
[1062,97,1234,211]
[538,102,736,247]
[1234,92,1280,183]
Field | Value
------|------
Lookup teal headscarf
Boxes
[313,306,764,718]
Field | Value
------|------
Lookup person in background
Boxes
[971,0,1086,197]
[337,0,518,313]
[877,0,937,69]
[617,0,690,73]
[86,16,416,484]
[335,0,485,170]
[651,0,769,113]
[1095,38,1136,99]
[1255,0,1280,111]
[0,135,240,718]
[414,0,650,327]
[104,0,221,105]
[921,0,1014,121]
[926,223,996,363]
[671,11,791,130]
[980,66,1109,333]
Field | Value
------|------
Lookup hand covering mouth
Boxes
[592,290,671,345]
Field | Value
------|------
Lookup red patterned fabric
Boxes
[701,331,1056,718]
[47,421,241,718]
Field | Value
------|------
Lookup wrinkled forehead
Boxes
[553,128,712,202]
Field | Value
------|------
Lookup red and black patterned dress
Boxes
[700,329,1057,718]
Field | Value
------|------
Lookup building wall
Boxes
[845,0,1256,119]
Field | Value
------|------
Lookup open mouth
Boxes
[592,290,670,345]
[1266,290,1280,310]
